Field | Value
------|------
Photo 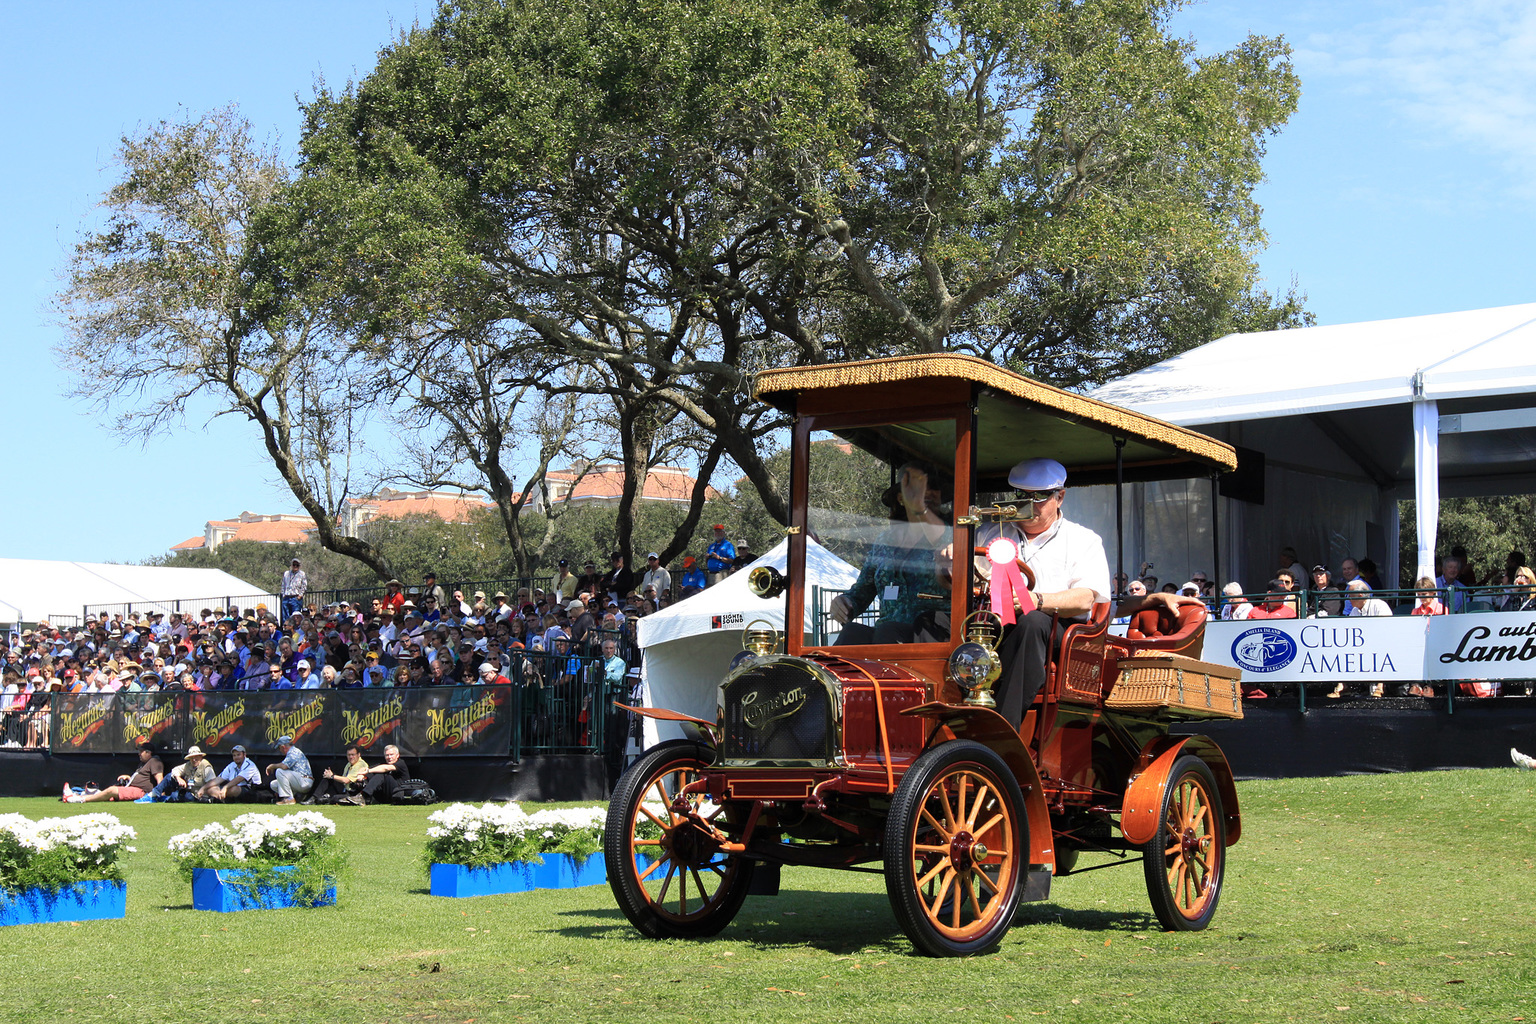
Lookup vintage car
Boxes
[604,354,1244,956]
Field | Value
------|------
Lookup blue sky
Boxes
[2,1,1531,565]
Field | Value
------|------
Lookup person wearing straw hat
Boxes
[148,745,216,802]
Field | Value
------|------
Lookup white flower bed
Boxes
[0,813,136,893]
[423,802,606,868]
[168,811,338,869]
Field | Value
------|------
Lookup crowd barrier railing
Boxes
[38,666,629,761]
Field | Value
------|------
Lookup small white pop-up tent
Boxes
[635,538,858,746]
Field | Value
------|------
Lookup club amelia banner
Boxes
[1204,613,1536,682]
[50,685,517,757]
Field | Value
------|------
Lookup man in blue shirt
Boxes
[679,556,707,598]
[706,525,736,584]
[265,735,314,804]
[206,745,261,802]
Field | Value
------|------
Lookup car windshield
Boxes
[806,421,956,646]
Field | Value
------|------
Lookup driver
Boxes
[830,461,952,645]
[977,458,1198,728]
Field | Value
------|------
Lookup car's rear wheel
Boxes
[884,741,1026,956]
[604,741,754,938]
[1141,755,1225,931]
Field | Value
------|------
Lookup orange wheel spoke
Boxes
[973,811,1004,838]
[917,858,948,889]
[920,807,952,840]
[914,843,950,854]
[633,838,662,847]
[938,783,958,834]
[926,870,955,918]
[639,804,670,830]
[689,866,710,903]
[965,873,983,920]
[966,784,992,830]
[657,861,677,903]
[974,867,1000,896]
[637,856,665,882]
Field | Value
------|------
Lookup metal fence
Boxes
[81,576,558,624]
[83,593,279,623]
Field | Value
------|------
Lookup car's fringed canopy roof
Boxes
[756,354,1236,487]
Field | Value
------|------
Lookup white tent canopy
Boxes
[0,558,271,625]
[637,537,857,746]
[1091,302,1536,585]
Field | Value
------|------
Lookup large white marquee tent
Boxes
[0,558,269,626]
[1089,302,1536,587]
[635,537,857,745]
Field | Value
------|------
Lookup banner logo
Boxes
[263,697,326,746]
[1231,627,1298,673]
[58,705,109,747]
[711,612,744,630]
[191,699,247,746]
[426,693,500,748]
[340,696,404,746]
[1437,624,1536,665]
[124,700,175,745]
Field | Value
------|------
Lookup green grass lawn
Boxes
[4,768,1533,1023]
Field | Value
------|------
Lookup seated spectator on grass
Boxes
[265,735,313,805]
[64,740,164,802]
[149,745,215,802]
[204,745,260,802]
[305,743,369,805]
[359,744,410,803]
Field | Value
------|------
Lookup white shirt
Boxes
[981,516,1111,604]
[1351,598,1392,617]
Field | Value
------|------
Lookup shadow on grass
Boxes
[1012,902,1158,932]
[550,889,908,953]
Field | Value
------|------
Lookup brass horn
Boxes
[748,565,786,599]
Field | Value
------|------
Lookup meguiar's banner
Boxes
[53,686,517,757]
[119,692,188,752]
[331,688,408,754]
[186,692,269,753]
[50,694,117,753]
[404,685,514,756]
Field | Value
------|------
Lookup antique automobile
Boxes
[604,354,1244,956]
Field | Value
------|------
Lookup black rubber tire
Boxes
[884,740,1027,957]
[1141,755,1225,932]
[603,740,755,938]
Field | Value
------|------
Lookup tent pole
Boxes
[1211,472,1222,598]
[1114,438,1126,597]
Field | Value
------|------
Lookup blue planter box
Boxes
[0,881,126,926]
[192,867,336,912]
[429,854,607,898]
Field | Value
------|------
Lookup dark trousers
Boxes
[992,610,1071,730]
[361,773,399,802]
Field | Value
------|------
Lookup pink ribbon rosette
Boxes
[987,536,1035,624]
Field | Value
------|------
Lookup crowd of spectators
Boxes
[1,530,759,752]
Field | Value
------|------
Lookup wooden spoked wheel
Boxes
[1142,755,1225,931]
[884,741,1025,956]
[604,741,754,938]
